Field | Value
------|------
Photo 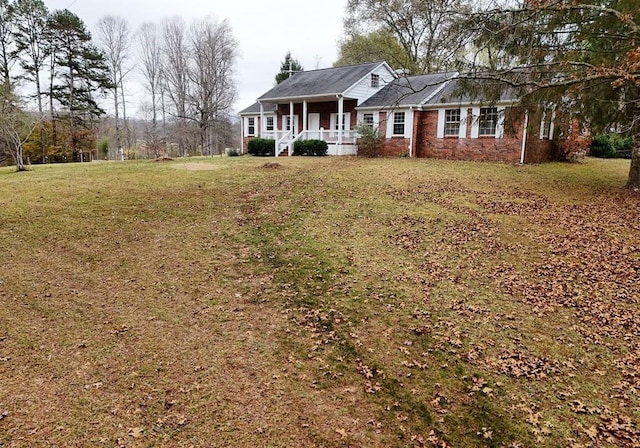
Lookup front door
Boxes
[282,115,298,136]
[308,113,320,139]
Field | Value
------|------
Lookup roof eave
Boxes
[258,92,353,103]
[421,98,520,109]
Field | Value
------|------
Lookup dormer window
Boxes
[371,73,380,88]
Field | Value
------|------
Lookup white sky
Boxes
[43,0,347,116]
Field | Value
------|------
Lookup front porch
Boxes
[256,97,360,157]
[262,129,359,156]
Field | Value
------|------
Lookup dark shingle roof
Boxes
[358,72,456,108]
[239,102,277,115]
[258,61,387,101]
[425,78,519,105]
[359,73,520,109]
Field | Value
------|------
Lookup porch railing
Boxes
[297,129,360,144]
[266,129,362,157]
[275,130,292,157]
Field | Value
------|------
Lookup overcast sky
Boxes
[43,0,347,116]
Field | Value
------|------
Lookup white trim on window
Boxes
[392,111,405,136]
[358,111,379,130]
[371,73,380,88]
[470,107,505,139]
[282,115,299,134]
[330,112,351,131]
[437,109,446,138]
[459,108,468,138]
[495,107,505,139]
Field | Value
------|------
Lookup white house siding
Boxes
[344,65,397,104]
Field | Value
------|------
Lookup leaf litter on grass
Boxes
[1,157,638,447]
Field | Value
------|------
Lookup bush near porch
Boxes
[247,138,275,156]
[293,139,328,156]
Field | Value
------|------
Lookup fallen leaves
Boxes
[487,352,563,380]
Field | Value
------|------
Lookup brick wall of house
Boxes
[378,137,410,156]
[242,136,252,152]
[408,109,558,163]
[524,138,559,164]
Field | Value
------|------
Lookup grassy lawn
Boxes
[0,156,638,447]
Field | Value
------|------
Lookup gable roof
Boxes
[358,72,457,109]
[358,73,521,109]
[239,102,277,115]
[258,61,391,102]
[424,77,519,106]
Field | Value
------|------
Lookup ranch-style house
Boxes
[239,61,558,163]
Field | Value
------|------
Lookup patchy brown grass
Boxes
[0,156,638,447]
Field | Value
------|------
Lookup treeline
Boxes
[0,0,238,169]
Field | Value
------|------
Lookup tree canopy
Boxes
[341,0,469,73]
[461,0,640,189]
[334,30,411,71]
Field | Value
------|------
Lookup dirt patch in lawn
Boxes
[172,162,222,171]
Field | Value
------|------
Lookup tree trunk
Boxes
[626,142,640,192]
[35,70,46,163]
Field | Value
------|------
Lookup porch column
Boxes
[289,101,294,136]
[303,100,308,135]
[259,102,264,137]
[337,95,344,145]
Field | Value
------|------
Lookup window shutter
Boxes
[459,108,468,139]
[496,107,506,139]
[470,107,480,139]
[437,109,445,139]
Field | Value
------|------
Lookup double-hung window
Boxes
[363,113,374,128]
[393,112,405,135]
[266,116,274,132]
[247,117,255,135]
[479,107,498,136]
[444,109,461,137]
[371,74,380,88]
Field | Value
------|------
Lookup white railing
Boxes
[296,129,361,144]
[275,130,292,157]
[265,129,362,157]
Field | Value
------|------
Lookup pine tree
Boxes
[48,9,111,159]
[275,51,303,84]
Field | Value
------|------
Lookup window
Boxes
[286,116,292,131]
[334,114,347,131]
[371,73,380,88]
[479,107,498,136]
[444,109,461,136]
[539,110,553,139]
[363,113,374,128]
[393,112,405,135]
[248,117,255,135]
[266,116,274,131]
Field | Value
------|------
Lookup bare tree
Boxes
[96,15,130,157]
[188,16,237,155]
[13,0,50,163]
[344,0,470,73]
[162,16,190,156]
[0,85,39,170]
[136,22,163,154]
